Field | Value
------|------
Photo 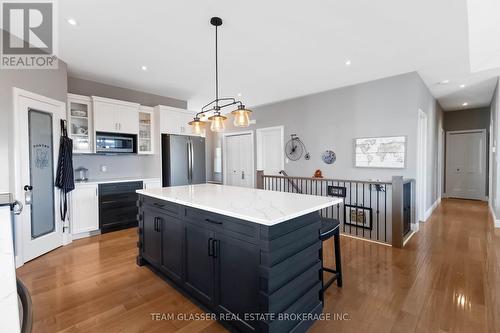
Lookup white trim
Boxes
[12,88,68,267]
[71,229,101,241]
[222,130,255,187]
[488,203,500,228]
[403,230,416,246]
[417,109,428,222]
[423,197,441,221]
[339,233,392,247]
[256,126,285,173]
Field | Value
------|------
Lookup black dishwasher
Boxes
[99,181,143,233]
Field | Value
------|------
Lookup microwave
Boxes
[96,132,136,153]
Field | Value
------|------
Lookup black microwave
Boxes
[96,132,136,153]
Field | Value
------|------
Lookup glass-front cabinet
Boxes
[67,94,94,153]
[138,106,155,154]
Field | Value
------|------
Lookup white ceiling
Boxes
[59,0,500,111]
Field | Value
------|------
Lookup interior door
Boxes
[15,91,65,263]
[445,130,486,200]
[256,126,284,175]
[224,133,254,187]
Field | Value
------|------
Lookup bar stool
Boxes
[319,217,343,301]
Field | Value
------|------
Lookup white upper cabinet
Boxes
[138,106,156,154]
[157,105,201,136]
[67,93,94,153]
[92,96,140,134]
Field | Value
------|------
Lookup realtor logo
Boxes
[1,0,58,69]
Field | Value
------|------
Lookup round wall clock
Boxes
[321,150,336,164]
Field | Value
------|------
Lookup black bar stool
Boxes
[319,217,343,301]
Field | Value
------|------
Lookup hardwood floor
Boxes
[17,199,500,333]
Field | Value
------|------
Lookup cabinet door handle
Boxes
[205,218,223,225]
[153,217,157,231]
[156,217,162,232]
[153,202,165,208]
[213,239,219,258]
[208,238,214,257]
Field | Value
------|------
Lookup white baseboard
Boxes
[71,229,101,240]
[488,203,500,228]
[423,197,441,221]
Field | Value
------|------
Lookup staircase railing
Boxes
[279,170,302,193]
[255,170,416,248]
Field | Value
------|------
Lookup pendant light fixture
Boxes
[189,17,252,133]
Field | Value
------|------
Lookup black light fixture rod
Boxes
[215,24,219,109]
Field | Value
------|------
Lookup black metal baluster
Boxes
[362,183,365,238]
[384,186,387,243]
[376,188,380,241]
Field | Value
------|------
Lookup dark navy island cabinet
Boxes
[137,194,323,333]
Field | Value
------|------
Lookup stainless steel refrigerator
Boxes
[161,134,206,186]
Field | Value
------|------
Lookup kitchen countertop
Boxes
[75,177,160,185]
[137,183,342,226]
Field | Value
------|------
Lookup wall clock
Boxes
[321,150,336,164]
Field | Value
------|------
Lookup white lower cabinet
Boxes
[70,184,99,235]
[143,179,162,189]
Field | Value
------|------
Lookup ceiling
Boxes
[59,0,500,111]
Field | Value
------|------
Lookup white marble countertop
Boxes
[75,177,160,185]
[0,205,21,333]
[137,184,343,226]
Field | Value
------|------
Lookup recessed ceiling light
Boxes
[67,18,77,26]
[439,80,450,85]
[345,60,352,66]
[141,65,147,71]
[237,93,242,97]
[460,84,466,88]
[462,102,468,106]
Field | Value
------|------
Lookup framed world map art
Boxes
[354,136,406,168]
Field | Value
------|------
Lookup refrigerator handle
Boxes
[189,139,194,182]
[186,139,189,183]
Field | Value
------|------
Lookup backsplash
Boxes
[73,154,159,180]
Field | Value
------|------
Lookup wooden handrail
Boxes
[260,174,393,185]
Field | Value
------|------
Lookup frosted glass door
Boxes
[28,109,55,238]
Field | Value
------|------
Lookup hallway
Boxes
[16,199,500,333]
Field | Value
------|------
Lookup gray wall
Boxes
[208,72,443,212]
[443,108,490,131]
[0,61,68,193]
[68,77,186,108]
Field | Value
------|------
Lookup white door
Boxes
[223,132,254,187]
[256,126,284,175]
[14,89,66,263]
[446,129,486,200]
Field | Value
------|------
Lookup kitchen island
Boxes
[136,184,342,332]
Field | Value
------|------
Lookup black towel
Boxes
[55,120,74,222]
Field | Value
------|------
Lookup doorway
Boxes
[445,129,487,200]
[222,131,255,187]
[417,109,428,222]
[256,126,284,175]
[13,88,66,265]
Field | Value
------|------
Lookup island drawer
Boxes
[141,196,180,216]
[184,206,259,239]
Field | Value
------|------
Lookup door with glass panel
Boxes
[15,90,65,263]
